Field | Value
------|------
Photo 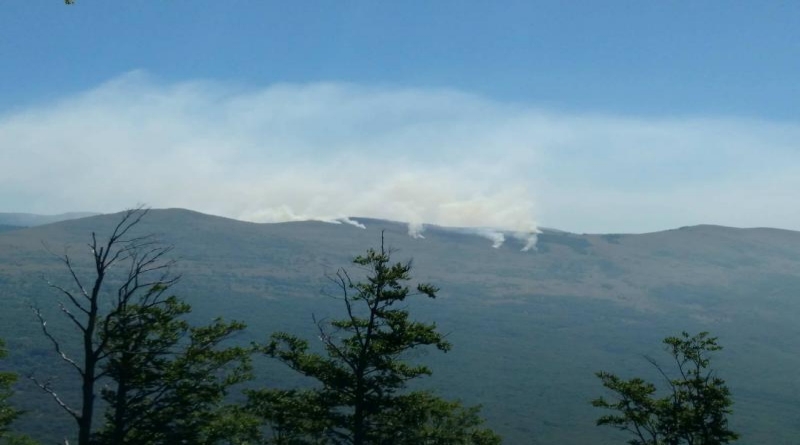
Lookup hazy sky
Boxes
[1,2,799,234]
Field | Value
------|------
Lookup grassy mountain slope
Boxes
[0,212,99,228]
[0,224,23,234]
[0,209,799,444]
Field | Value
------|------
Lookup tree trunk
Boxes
[78,338,96,445]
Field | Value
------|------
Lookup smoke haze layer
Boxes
[2,72,800,235]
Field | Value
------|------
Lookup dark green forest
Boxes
[1,209,799,444]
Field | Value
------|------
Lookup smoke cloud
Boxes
[2,71,800,238]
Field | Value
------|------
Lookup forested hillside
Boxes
[1,209,799,443]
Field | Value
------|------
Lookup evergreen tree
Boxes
[0,340,37,445]
[592,331,738,445]
[94,292,253,445]
[249,237,500,444]
[0,339,19,440]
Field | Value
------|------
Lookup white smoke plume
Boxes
[338,217,367,229]
[514,231,539,252]
[477,229,505,249]
[430,226,539,251]
[407,222,426,239]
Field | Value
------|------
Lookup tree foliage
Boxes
[94,293,253,445]
[249,237,500,444]
[592,331,738,445]
[32,207,252,445]
[0,339,19,440]
[31,208,171,445]
[0,340,37,445]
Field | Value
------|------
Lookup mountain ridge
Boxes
[0,211,100,228]
[5,207,798,237]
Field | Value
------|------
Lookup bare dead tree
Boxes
[29,206,178,445]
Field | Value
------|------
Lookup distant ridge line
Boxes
[5,208,797,236]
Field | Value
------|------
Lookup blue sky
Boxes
[4,2,799,118]
[1,2,799,236]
